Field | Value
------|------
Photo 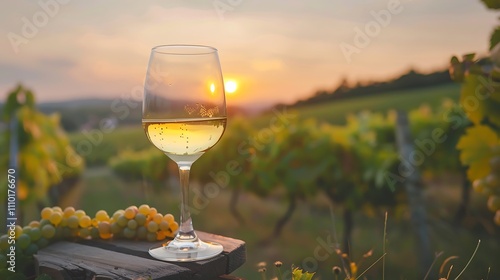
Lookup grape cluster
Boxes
[472,156,500,225]
[0,205,178,269]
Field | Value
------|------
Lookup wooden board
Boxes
[34,231,246,280]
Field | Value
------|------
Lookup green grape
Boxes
[67,216,79,229]
[17,234,31,249]
[111,222,123,234]
[59,218,68,227]
[90,227,100,239]
[138,204,150,216]
[137,226,147,240]
[29,227,42,242]
[147,221,159,233]
[134,213,147,226]
[24,243,39,256]
[22,226,31,235]
[41,207,53,220]
[98,221,111,234]
[0,234,8,250]
[74,210,86,219]
[79,215,92,228]
[39,219,51,227]
[36,237,49,249]
[116,215,128,227]
[62,227,72,238]
[159,221,170,232]
[49,212,63,226]
[41,224,56,239]
[112,210,124,221]
[152,213,163,224]
[146,232,157,242]
[79,228,91,239]
[124,208,136,219]
[28,221,40,228]
[63,206,76,218]
[14,225,23,238]
[123,228,136,239]
[96,210,110,222]
[163,214,175,223]
[127,219,138,230]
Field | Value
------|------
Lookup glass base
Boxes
[149,239,223,262]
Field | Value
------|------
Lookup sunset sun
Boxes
[225,80,238,94]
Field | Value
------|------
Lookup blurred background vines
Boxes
[1,0,499,278]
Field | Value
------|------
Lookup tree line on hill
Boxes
[289,68,453,107]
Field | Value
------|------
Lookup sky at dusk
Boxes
[0,0,498,108]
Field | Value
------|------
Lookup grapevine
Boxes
[449,0,500,225]
[0,205,178,277]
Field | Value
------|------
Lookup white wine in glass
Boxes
[142,45,227,261]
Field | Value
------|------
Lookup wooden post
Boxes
[395,110,432,277]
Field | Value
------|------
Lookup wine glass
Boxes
[142,45,227,261]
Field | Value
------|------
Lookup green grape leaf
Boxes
[491,26,500,50]
[481,0,500,10]
[457,125,500,181]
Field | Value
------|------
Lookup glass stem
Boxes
[175,165,198,243]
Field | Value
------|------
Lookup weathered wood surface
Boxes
[34,231,246,280]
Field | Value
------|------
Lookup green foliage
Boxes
[0,85,83,209]
[490,26,500,50]
[109,148,169,187]
[480,0,500,9]
[69,126,151,166]
[450,10,500,223]
[251,119,331,199]
[193,117,256,192]
[457,125,500,180]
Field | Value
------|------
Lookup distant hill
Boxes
[288,68,453,108]
[37,98,248,131]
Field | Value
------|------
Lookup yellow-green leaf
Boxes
[457,125,500,180]
[292,267,315,280]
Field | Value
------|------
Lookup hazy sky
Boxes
[0,0,497,107]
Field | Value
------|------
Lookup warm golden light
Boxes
[210,83,215,94]
[225,80,237,94]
